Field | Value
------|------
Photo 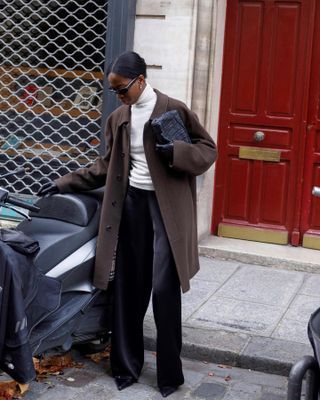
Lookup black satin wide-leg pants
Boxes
[110,185,184,389]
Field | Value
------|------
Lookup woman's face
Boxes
[108,73,145,105]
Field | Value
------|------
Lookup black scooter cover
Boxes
[0,229,61,383]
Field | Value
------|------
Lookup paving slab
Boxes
[214,265,303,306]
[186,296,284,336]
[299,274,320,296]
[281,294,320,324]
[180,279,221,320]
[143,256,316,376]
[272,318,309,344]
[192,258,240,283]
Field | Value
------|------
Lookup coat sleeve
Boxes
[170,104,217,176]
[55,117,113,193]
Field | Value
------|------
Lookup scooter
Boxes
[0,169,113,383]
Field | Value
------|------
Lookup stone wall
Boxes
[133,0,227,238]
[134,0,196,104]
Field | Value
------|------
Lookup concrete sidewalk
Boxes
[143,237,320,377]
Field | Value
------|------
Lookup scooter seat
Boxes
[18,192,102,274]
[30,193,100,226]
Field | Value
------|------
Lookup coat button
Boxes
[112,201,117,207]
[121,152,125,158]
[116,175,122,181]
[106,225,112,231]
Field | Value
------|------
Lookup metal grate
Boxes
[0,0,108,195]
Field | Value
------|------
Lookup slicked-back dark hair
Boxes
[107,51,147,79]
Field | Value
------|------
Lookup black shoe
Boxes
[114,375,136,391]
[159,386,178,398]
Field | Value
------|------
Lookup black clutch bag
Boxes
[151,110,191,144]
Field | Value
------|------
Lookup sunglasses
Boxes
[108,77,138,95]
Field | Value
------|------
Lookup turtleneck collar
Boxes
[133,82,156,108]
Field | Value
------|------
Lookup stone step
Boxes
[199,236,320,274]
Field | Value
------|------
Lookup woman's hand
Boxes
[37,181,59,196]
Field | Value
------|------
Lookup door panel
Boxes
[226,158,251,220]
[232,2,264,114]
[213,0,315,245]
[266,2,302,116]
[260,162,289,225]
[231,125,291,148]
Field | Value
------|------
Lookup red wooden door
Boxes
[212,0,315,245]
[300,1,320,249]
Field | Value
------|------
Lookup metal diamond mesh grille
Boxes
[0,0,108,195]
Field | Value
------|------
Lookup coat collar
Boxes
[150,89,169,120]
[116,89,169,126]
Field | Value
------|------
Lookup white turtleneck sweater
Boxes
[129,82,157,191]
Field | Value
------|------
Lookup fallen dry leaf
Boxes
[17,383,29,395]
[208,372,215,377]
[85,346,111,364]
[33,352,83,377]
[224,375,232,382]
[0,381,29,399]
[218,364,232,369]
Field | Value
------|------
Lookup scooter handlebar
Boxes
[7,195,40,212]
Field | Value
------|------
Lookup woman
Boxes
[38,51,217,397]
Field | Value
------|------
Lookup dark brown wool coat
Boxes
[55,90,217,293]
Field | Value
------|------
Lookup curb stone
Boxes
[143,318,313,377]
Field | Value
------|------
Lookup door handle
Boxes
[312,186,320,196]
[253,131,265,142]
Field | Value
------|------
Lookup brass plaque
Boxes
[239,146,281,162]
